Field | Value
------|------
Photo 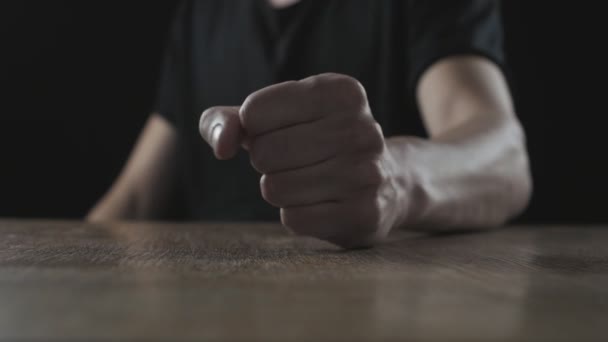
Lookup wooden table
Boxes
[0,219,606,341]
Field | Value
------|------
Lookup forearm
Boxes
[86,178,138,221]
[87,173,175,221]
[387,114,532,230]
[86,114,179,222]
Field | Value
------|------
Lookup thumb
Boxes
[199,106,244,160]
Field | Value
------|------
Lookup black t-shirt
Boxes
[155,0,505,221]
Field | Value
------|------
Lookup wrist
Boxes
[384,136,430,230]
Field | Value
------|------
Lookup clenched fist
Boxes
[199,73,406,248]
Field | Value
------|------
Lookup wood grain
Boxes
[1,219,607,341]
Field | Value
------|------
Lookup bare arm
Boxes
[388,55,532,229]
[86,113,179,222]
[197,55,531,247]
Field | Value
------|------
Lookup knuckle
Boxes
[351,120,385,154]
[301,74,322,89]
[239,94,259,131]
[310,73,368,114]
[260,174,281,207]
[334,74,364,92]
[280,209,291,228]
[357,159,386,187]
[304,73,340,89]
[333,75,368,111]
[368,123,385,154]
[281,209,302,233]
[249,143,269,173]
[359,198,383,232]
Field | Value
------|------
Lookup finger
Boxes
[280,199,380,248]
[199,106,244,160]
[240,73,371,137]
[260,157,380,208]
[239,80,324,136]
[281,202,345,240]
[248,117,342,173]
[249,113,380,174]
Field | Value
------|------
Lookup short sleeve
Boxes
[153,2,190,126]
[408,0,505,90]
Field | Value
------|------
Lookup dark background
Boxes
[1,1,606,222]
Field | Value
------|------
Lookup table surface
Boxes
[0,219,607,341]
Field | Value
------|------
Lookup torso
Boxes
[163,0,503,220]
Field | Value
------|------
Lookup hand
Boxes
[199,73,405,248]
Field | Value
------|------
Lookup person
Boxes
[87,0,532,248]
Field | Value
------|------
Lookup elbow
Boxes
[474,160,531,229]
[472,117,533,228]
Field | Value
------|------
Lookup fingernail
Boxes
[211,124,222,150]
